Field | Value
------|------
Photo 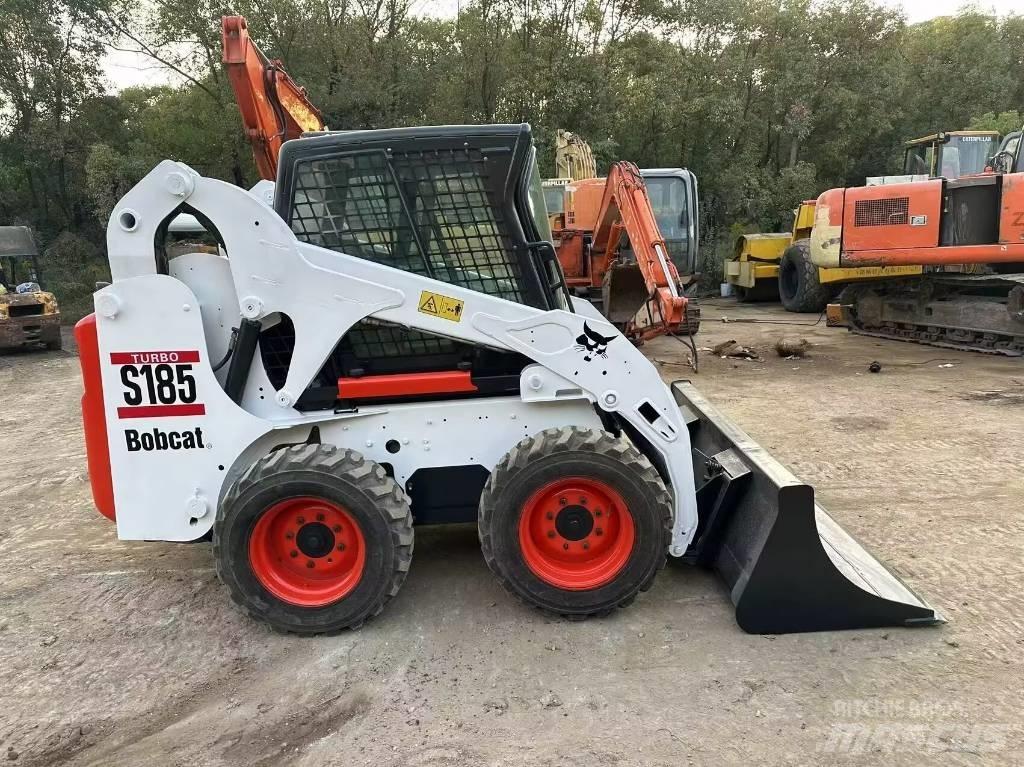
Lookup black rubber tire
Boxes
[478,427,672,619]
[214,444,413,634]
[778,239,829,313]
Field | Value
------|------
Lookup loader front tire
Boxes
[778,239,829,313]
[479,427,672,619]
[214,445,413,634]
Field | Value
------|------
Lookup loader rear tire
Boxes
[479,427,672,619]
[214,444,413,634]
[778,239,829,313]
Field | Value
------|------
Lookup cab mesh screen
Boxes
[288,149,524,302]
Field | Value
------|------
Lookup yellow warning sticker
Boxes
[418,290,465,322]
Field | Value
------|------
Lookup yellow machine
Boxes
[542,130,598,228]
[728,200,921,311]
[0,226,62,351]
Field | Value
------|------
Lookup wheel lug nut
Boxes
[337,543,346,551]
[596,528,603,536]
[595,510,602,517]
[297,516,305,524]
[307,560,315,569]
[546,511,554,520]
[290,550,298,558]
[583,542,590,550]
[547,531,556,539]
[317,513,325,522]
[579,496,588,505]
[333,525,342,533]
[285,532,294,539]
[559,497,567,506]
[563,543,569,550]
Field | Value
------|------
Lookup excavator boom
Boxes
[222,16,326,180]
[557,162,690,340]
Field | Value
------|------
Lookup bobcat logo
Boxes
[575,322,617,361]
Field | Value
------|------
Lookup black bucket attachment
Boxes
[672,381,943,634]
[601,262,649,325]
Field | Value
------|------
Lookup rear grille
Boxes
[854,197,909,227]
[9,304,44,318]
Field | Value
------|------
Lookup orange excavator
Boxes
[222,16,325,180]
[553,163,698,341]
[810,128,1024,354]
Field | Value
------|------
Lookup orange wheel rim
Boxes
[248,497,366,606]
[518,477,635,590]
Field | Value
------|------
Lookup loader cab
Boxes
[270,123,568,408]
[902,131,1000,179]
[639,168,700,276]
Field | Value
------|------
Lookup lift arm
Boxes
[589,162,687,339]
[222,16,326,180]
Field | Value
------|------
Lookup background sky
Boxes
[101,0,1022,91]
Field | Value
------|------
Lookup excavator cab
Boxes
[640,169,699,277]
[990,130,1022,174]
[902,131,1001,179]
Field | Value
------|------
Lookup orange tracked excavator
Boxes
[811,129,1024,354]
[553,163,698,341]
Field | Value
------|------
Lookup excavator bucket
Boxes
[672,381,942,634]
[601,262,649,324]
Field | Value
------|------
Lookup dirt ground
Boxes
[1,302,1022,767]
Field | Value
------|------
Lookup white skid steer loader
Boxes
[76,125,940,634]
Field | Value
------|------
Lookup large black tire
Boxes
[479,427,672,619]
[214,444,413,634]
[778,239,829,313]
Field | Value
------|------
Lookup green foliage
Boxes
[1,0,1022,316]
[968,111,1023,136]
[42,232,111,321]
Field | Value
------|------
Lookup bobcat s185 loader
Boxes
[76,124,940,635]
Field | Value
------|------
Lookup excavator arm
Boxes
[588,162,688,340]
[222,16,326,180]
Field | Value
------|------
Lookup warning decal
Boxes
[418,290,464,322]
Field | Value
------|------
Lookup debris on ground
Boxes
[712,339,737,356]
[868,361,882,373]
[539,692,563,709]
[774,337,809,358]
[711,339,761,361]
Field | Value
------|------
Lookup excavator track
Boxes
[837,275,1024,357]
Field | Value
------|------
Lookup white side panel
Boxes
[237,398,604,493]
[95,275,271,541]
